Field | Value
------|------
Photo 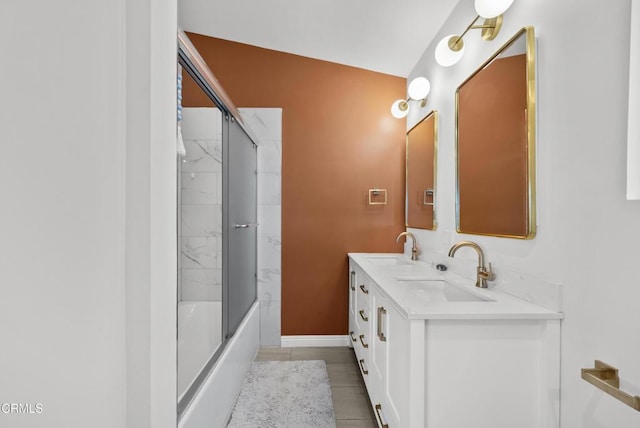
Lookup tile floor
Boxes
[255,346,377,427]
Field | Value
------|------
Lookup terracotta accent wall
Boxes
[183,33,406,335]
[457,54,528,236]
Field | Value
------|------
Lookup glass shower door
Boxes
[177,33,259,418]
[177,69,224,406]
[225,118,258,337]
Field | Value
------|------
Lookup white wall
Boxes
[406,0,640,426]
[0,1,177,427]
[628,2,640,199]
[126,0,178,427]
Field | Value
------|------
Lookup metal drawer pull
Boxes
[350,271,356,291]
[349,331,357,342]
[358,359,369,375]
[234,222,258,229]
[377,306,387,342]
[359,310,368,322]
[374,404,389,428]
[359,334,369,348]
[359,284,369,294]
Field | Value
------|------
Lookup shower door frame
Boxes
[177,29,258,418]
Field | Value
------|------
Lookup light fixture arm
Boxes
[450,14,503,51]
[398,95,427,110]
[471,24,501,29]
[405,95,427,106]
[389,76,431,118]
[408,91,429,108]
[451,15,482,49]
[436,5,509,67]
[414,97,427,108]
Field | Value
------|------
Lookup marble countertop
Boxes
[348,253,563,321]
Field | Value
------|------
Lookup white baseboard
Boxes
[280,335,350,347]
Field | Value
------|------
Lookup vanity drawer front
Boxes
[357,274,372,310]
[355,292,371,337]
[354,294,372,359]
[351,323,370,385]
[350,263,367,359]
[356,353,371,388]
[356,329,371,355]
[352,330,369,359]
[349,329,358,348]
[352,326,371,388]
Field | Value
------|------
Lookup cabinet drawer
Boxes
[355,295,371,335]
[353,306,371,363]
[356,275,372,309]
[356,355,371,387]
[373,402,391,428]
[357,330,370,351]
[351,326,371,367]
[348,329,358,348]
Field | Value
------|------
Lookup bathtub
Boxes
[177,301,222,401]
[179,301,260,428]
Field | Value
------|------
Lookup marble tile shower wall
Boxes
[240,108,282,346]
[179,107,282,342]
[180,108,223,301]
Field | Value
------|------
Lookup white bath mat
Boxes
[227,360,337,428]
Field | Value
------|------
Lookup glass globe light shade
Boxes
[475,0,514,18]
[390,99,409,119]
[435,35,464,67]
[408,77,431,100]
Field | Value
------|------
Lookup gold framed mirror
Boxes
[406,110,438,230]
[455,27,536,239]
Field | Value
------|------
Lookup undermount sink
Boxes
[394,280,494,303]
[366,255,416,266]
[366,255,441,280]
[394,274,441,281]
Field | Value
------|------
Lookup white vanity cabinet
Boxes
[370,285,425,428]
[350,260,426,428]
[348,254,561,428]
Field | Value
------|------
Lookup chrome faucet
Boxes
[447,241,495,288]
[396,232,420,261]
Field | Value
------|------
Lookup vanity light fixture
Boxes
[390,76,431,119]
[434,0,514,67]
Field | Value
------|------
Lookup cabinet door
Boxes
[370,286,386,426]
[369,287,393,427]
[384,299,408,427]
[371,286,409,428]
[370,286,386,389]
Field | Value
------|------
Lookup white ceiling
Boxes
[179,0,460,77]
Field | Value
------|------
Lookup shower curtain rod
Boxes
[178,29,258,146]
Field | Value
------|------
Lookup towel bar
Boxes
[581,360,640,411]
[368,188,387,205]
